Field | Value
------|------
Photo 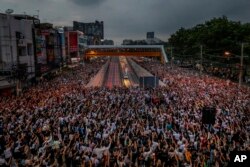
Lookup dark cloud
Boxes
[104,0,250,42]
[70,0,106,6]
[1,0,250,43]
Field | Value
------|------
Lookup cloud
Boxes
[0,0,250,44]
[69,0,106,6]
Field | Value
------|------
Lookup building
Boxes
[35,23,64,76]
[55,27,66,66]
[64,26,73,31]
[101,39,114,45]
[122,32,166,45]
[122,39,134,45]
[73,20,104,45]
[145,37,165,45]
[147,32,154,39]
[64,29,87,64]
[0,13,38,95]
[78,31,87,62]
[122,39,147,45]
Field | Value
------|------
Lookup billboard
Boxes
[69,32,78,52]
[36,35,47,64]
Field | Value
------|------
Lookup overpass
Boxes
[85,45,169,63]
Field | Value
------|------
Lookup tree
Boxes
[168,16,250,64]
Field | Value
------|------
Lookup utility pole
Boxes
[239,43,244,86]
[200,45,203,74]
[170,46,173,68]
[36,10,39,19]
[5,9,14,71]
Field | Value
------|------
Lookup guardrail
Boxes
[86,59,110,87]
[101,58,110,86]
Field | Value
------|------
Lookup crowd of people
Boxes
[0,57,249,167]
[199,65,241,82]
[175,60,247,82]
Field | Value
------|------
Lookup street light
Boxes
[224,43,249,86]
[239,43,247,86]
[224,51,231,56]
[5,9,14,69]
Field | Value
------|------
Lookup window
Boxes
[27,43,32,56]
[18,47,26,57]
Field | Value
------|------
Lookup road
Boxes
[104,57,122,88]
[119,57,139,87]
[87,56,164,88]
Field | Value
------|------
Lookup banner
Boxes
[36,35,47,64]
[69,32,78,52]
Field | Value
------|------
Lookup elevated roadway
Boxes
[85,45,169,63]
[86,56,165,88]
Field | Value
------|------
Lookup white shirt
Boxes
[0,158,6,165]
[4,147,12,159]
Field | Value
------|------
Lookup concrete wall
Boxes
[0,13,35,89]
[0,14,17,70]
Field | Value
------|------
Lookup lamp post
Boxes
[170,46,173,68]
[200,45,203,74]
[239,43,244,86]
[5,9,14,71]
[224,42,248,86]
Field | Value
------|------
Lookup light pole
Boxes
[5,9,14,71]
[170,46,173,68]
[239,43,244,86]
[224,43,248,86]
[36,10,40,19]
[200,45,203,74]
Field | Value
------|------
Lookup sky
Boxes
[1,0,250,44]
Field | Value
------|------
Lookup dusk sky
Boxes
[1,0,250,44]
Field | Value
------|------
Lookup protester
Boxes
[0,57,249,167]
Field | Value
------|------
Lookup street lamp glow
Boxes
[89,50,96,54]
[224,51,231,56]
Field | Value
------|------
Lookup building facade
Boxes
[0,13,37,95]
[56,27,66,66]
[73,20,104,45]
[147,32,155,39]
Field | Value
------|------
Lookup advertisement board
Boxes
[36,35,47,64]
[69,32,78,52]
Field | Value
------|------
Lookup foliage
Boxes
[168,16,250,63]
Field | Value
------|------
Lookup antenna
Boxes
[36,10,39,19]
